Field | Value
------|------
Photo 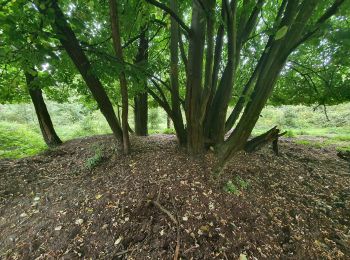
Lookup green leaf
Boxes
[274,25,288,40]
[28,69,38,76]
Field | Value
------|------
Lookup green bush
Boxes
[223,177,250,195]
[223,181,240,195]
[1,102,349,159]
[149,109,162,129]
[284,130,295,138]
[283,109,298,128]
[163,128,176,134]
[0,121,46,159]
[85,145,104,170]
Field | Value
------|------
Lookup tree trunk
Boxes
[109,0,130,154]
[185,0,206,154]
[25,72,62,148]
[218,0,319,164]
[134,93,148,136]
[219,46,289,163]
[205,1,237,145]
[134,28,149,136]
[40,0,123,142]
[145,0,344,162]
[170,0,186,146]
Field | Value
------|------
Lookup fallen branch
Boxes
[244,126,286,155]
[149,200,178,225]
[173,218,180,260]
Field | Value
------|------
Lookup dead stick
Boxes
[114,248,132,256]
[173,225,180,260]
[150,200,178,225]
[157,186,162,202]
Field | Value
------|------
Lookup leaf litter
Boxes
[0,134,349,259]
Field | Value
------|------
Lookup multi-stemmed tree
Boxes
[144,0,347,165]
[1,0,348,167]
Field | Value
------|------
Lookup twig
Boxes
[157,186,162,202]
[173,220,180,260]
[184,245,199,254]
[114,248,133,257]
[149,200,178,225]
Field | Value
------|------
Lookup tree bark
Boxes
[40,0,123,142]
[170,0,186,145]
[134,28,149,136]
[25,72,62,148]
[109,0,130,154]
[244,126,284,153]
[218,0,302,163]
[185,0,206,154]
[134,93,148,136]
[205,0,237,145]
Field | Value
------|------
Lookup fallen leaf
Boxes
[54,226,62,231]
[114,236,123,245]
[75,219,84,225]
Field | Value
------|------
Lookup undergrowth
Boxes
[0,121,46,158]
[1,102,350,158]
[224,176,250,195]
[85,145,104,170]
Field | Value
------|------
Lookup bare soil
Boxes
[0,134,349,259]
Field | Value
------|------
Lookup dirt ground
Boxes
[0,134,349,259]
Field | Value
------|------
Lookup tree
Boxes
[37,0,124,144]
[134,27,149,136]
[1,0,348,168]
[0,0,64,147]
[109,0,130,153]
[25,71,62,147]
[145,0,346,166]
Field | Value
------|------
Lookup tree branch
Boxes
[291,0,345,50]
[144,0,191,35]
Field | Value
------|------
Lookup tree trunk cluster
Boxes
[35,0,344,167]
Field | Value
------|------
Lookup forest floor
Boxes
[0,134,349,259]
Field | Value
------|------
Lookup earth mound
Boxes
[0,134,349,259]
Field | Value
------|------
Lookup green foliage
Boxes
[0,121,46,158]
[0,102,112,159]
[336,146,350,152]
[236,176,250,190]
[295,140,312,146]
[224,176,250,195]
[284,130,296,138]
[274,26,288,40]
[163,128,176,134]
[85,145,104,170]
[223,181,240,195]
[254,103,350,131]
[253,104,350,151]
[148,109,162,129]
